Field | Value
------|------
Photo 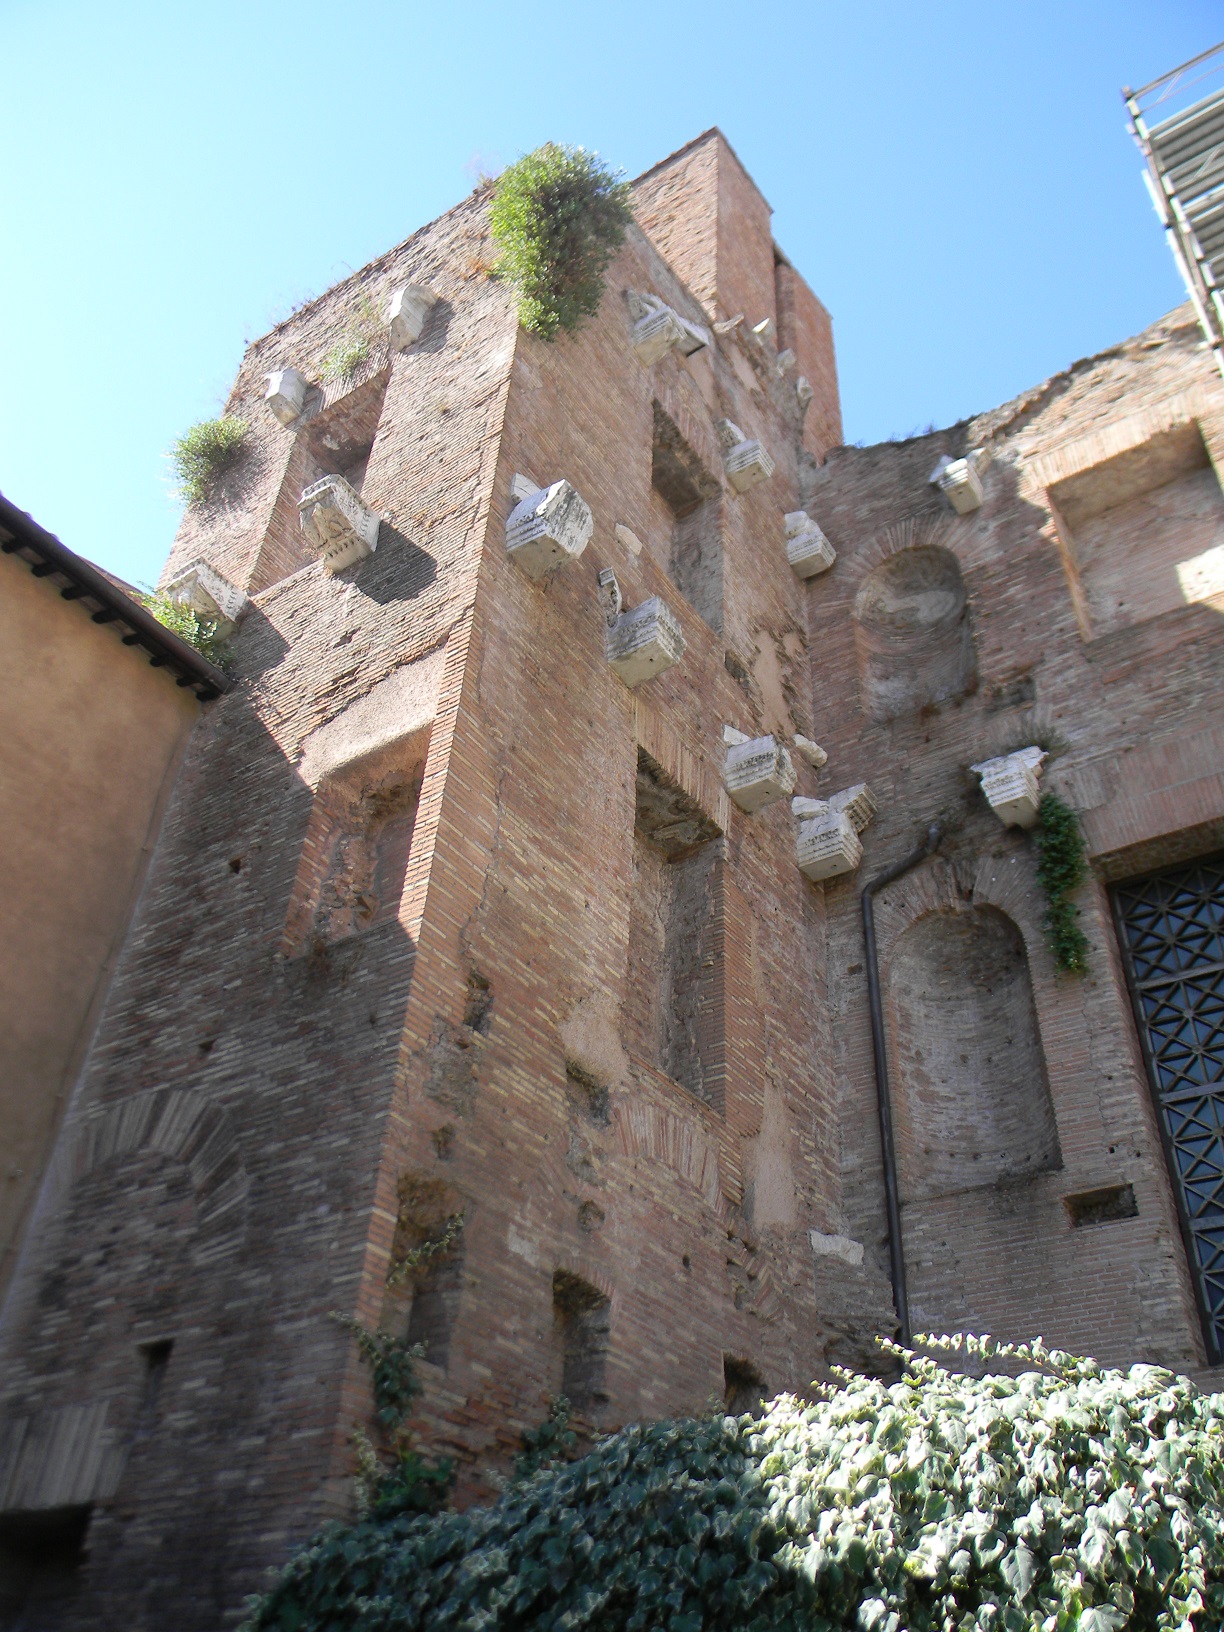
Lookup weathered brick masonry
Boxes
[3,128,1224,1627]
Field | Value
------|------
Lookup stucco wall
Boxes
[0,550,198,1294]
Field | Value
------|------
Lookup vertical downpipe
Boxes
[860,825,941,1344]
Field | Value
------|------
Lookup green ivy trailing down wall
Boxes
[138,588,231,670]
[169,415,247,507]
[242,1333,1224,1632]
[489,144,633,340]
[324,1215,470,1524]
[1035,793,1090,975]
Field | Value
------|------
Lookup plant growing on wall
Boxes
[169,415,247,506]
[320,296,384,383]
[242,1333,1224,1631]
[139,588,231,669]
[1036,792,1090,974]
[489,143,633,339]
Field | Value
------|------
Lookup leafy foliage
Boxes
[242,1333,1224,1631]
[514,1396,577,1483]
[386,1212,465,1290]
[1036,793,1090,975]
[139,588,231,669]
[169,415,247,505]
[329,1316,455,1523]
[489,144,633,339]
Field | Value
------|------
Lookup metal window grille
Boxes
[1114,853,1224,1362]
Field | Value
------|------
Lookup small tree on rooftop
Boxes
[489,143,633,340]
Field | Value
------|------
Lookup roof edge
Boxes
[0,493,229,701]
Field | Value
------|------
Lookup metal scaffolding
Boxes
[1127,42,1224,378]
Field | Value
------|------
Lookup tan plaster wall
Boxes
[0,551,198,1293]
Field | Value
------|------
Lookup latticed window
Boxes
[1114,854,1224,1361]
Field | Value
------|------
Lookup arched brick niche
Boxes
[888,904,1060,1202]
[853,544,976,721]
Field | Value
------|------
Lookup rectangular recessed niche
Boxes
[1063,1184,1138,1227]
[651,401,724,634]
[283,729,429,956]
[625,748,724,1108]
[1047,421,1224,639]
[553,1271,610,1415]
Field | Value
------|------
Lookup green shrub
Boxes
[489,143,633,339]
[169,415,247,506]
[1036,793,1090,975]
[242,1334,1224,1631]
[139,589,231,669]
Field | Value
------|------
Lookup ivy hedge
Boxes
[242,1335,1224,1631]
[489,144,633,340]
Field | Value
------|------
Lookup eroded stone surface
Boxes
[505,479,593,580]
[785,510,837,578]
[605,597,685,687]
[298,475,381,573]
[725,733,796,813]
[164,558,248,634]
[972,746,1046,829]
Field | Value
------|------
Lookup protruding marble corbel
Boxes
[505,480,594,580]
[971,746,1047,829]
[930,450,987,515]
[626,290,709,365]
[716,419,775,493]
[785,510,836,579]
[723,727,796,813]
[793,784,876,881]
[792,735,828,769]
[605,596,685,688]
[386,284,439,352]
[298,476,382,574]
[264,367,309,427]
[163,559,248,636]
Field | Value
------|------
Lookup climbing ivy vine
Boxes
[1035,792,1090,975]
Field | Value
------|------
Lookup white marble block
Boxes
[264,367,308,426]
[930,451,986,514]
[796,376,813,413]
[792,784,876,881]
[795,807,863,881]
[626,291,709,365]
[298,476,381,574]
[386,284,438,352]
[827,783,877,833]
[606,597,685,687]
[785,510,837,578]
[163,558,247,636]
[792,735,828,769]
[724,733,796,813]
[717,419,774,493]
[505,480,594,580]
[971,746,1047,829]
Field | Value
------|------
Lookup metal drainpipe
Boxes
[860,824,942,1345]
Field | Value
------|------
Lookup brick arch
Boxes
[613,1100,725,1213]
[45,1088,249,1263]
[850,513,977,722]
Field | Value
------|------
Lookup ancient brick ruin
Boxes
[3,128,1224,1627]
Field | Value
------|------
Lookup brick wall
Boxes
[5,137,1224,1632]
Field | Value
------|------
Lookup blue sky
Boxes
[1,0,1218,586]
